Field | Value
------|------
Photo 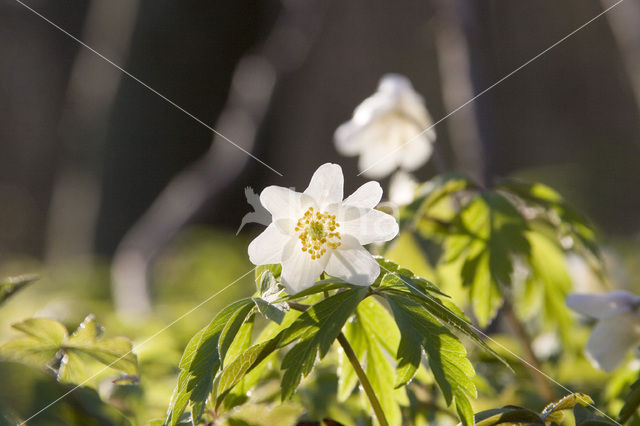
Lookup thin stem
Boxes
[502,302,556,402]
[336,333,389,426]
[286,301,388,426]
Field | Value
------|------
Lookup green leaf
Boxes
[386,294,476,426]
[279,287,368,400]
[0,274,38,306]
[541,393,594,424]
[443,191,530,326]
[474,406,544,426]
[255,264,281,288]
[337,315,367,401]
[64,315,138,377]
[0,318,68,369]
[399,173,473,230]
[252,297,285,324]
[216,336,281,405]
[256,269,277,294]
[280,278,358,301]
[378,281,508,369]
[0,336,60,368]
[525,232,575,344]
[219,303,255,367]
[496,178,600,262]
[0,315,138,386]
[338,297,407,425]
[13,318,68,345]
[215,299,318,407]
[165,298,253,426]
[619,377,640,424]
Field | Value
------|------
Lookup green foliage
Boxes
[619,375,640,424]
[161,258,500,426]
[473,393,613,426]
[444,191,530,326]
[164,298,254,425]
[395,172,598,343]
[0,274,38,306]
[339,297,407,425]
[0,315,137,385]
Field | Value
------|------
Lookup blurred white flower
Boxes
[334,74,435,179]
[566,291,640,371]
[248,163,399,294]
[532,332,560,360]
[389,171,418,207]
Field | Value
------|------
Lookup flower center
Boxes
[295,207,341,260]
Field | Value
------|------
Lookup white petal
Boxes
[566,291,640,319]
[389,171,417,206]
[280,242,328,294]
[343,181,383,209]
[260,186,312,220]
[334,121,364,156]
[358,141,401,179]
[400,136,433,172]
[378,74,414,95]
[585,314,640,371]
[303,163,344,208]
[248,224,292,265]
[337,206,399,245]
[325,235,380,286]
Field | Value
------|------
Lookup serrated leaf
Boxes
[386,294,476,426]
[165,298,253,426]
[0,318,67,368]
[279,287,368,400]
[64,315,138,377]
[57,350,90,384]
[542,393,593,424]
[338,297,406,425]
[219,303,255,367]
[0,315,137,387]
[216,337,281,405]
[497,178,600,262]
[378,281,508,369]
[13,318,68,345]
[526,232,575,345]
[0,336,59,367]
[443,191,530,327]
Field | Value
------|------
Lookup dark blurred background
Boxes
[1,0,639,308]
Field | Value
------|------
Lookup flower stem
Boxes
[287,301,388,425]
[502,302,556,402]
[336,332,389,426]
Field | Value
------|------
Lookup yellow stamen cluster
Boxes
[295,207,341,259]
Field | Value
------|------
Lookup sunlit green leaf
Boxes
[165,298,253,426]
[542,393,593,424]
[279,287,368,400]
[0,274,38,306]
[386,294,476,426]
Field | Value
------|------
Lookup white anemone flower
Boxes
[248,163,399,294]
[334,74,435,179]
[389,170,418,207]
[567,291,640,371]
